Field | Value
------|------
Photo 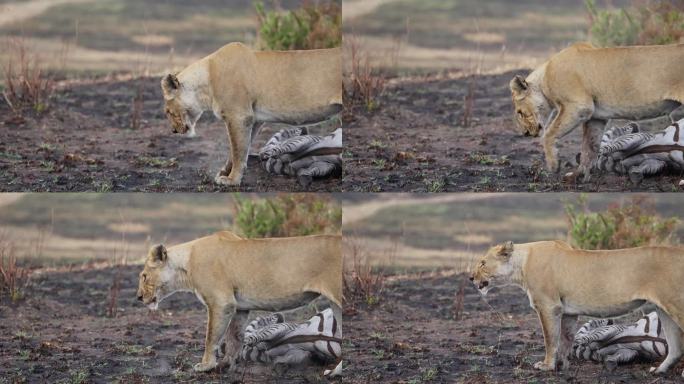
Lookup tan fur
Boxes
[136,232,343,375]
[510,42,684,180]
[161,42,342,186]
[470,240,684,376]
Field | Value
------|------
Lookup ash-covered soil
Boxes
[344,272,684,383]
[343,71,684,192]
[0,264,340,383]
[0,76,341,192]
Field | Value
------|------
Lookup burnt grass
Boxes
[0,265,340,384]
[342,70,684,192]
[0,76,340,192]
[344,272,684,383]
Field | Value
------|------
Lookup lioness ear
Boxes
[149,244,168,264]
[509,75,529,96]
[161,74,181,98]
[498,241,514,258]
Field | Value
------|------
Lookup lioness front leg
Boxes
[194,304,234,372]
[542,103,592,173]
[215,115,254,186]
[217,122,264,178]
[533,304,563,371]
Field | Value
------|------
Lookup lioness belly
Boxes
[593,100,680,121]
[255,104,343,126]
[235,291,320,312]
[562,299,647,317]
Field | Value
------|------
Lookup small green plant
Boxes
[255,1,341,50]
[232,194,341,238]
[586,0,684,47]
[565,195,678,250]
[424,178,446,193]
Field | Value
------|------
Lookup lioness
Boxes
[470,240,684,376]
[510,42,684,180]
[161,42,342,186]
[136,231,343,376]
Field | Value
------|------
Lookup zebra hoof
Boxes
[628,170,644,185]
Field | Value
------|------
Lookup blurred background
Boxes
[0,193,341,268]
[0,0,340,77]
[342,0,682,74]
[342,193,684,269]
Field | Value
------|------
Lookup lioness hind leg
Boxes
[579,119,605,182]
[218,309,249,371]
[557,314,578,370]
[651,308,683,375]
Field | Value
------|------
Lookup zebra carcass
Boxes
[240,308,342,375]
[258,127,342,187]
[595,119,684,184]
[573,312,667,371]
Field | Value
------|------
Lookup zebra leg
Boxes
[627,158,666,185]
[651,308,683,375]
[558,314,578,370]
[579,119,605,182]
[604,349,638,372]
[324,303,343,377]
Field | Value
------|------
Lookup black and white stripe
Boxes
[240,308,342,366]
[573,312,667,365]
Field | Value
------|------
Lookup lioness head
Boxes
[136,244,173,310]
[161,73,202,137]
[469,241,514,295]
[510,75,543,137]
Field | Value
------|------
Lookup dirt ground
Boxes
[344,271,684,383]
[342,71,684,192]
[0,264,340,384]
[0,76,341,192]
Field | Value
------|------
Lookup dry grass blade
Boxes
[0,240,31,302]
[1,37,55,116]
[343,236,386,307]
[344,35,387,113]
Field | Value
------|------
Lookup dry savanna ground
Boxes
[341,0,684,192]
[0,0,341,192]
[342,194,684,383]
[0,194,343,383]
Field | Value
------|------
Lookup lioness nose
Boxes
[479,281,489,289]
[137,294,143,302]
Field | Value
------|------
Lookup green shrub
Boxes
[255,1,341,50]
[586,0,684,47]
[564,195,678,250]
[232,194,341,238]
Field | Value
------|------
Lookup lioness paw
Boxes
[215,175,241,186]
[533,361,555,371]
[193,361,217,372]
